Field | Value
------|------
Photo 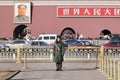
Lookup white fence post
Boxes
[13,53,16,59]
[50,49,53,60]
[87,53,90,59]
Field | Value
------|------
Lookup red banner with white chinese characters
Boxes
[57,7,120,17]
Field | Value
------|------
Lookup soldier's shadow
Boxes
[22,67,97,72]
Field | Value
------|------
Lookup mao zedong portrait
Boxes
[15,4,29,23]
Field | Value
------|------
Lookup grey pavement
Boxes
[0,62,109,80]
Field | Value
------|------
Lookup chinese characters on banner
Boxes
[57,7,120,17]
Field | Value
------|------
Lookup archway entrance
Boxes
[61,27,76,40]
[100,29,111,39]
[13,24,31,40]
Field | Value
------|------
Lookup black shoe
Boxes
[59,69,63,71]
[56,69,59,71]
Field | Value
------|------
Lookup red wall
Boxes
[0,5,120,38]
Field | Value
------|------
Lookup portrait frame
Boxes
[14,2,31,24]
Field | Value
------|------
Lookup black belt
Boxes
[55,48,61,51]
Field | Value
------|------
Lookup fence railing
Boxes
[0,39,110,60]
[0,47,54,60]
[99,46,120,80]
[0,47,100,60]
[65,47,100,60]
[1,46,120,61]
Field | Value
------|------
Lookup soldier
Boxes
[53,35,65,71]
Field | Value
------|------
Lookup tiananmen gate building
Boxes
[0,0,120,39]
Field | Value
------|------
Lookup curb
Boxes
[5,70,21,80]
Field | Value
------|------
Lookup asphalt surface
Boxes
[0,62,110,80]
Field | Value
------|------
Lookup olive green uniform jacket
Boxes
[53,42,65,63]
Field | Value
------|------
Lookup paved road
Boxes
[0,62,109,80]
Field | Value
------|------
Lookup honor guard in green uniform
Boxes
[53,36,65,71]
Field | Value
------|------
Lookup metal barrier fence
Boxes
[99,46,120,80]
[1,46,120,61]
[65,47,100,60]
[0,39,109,60]
[0,47,54,60]
[0,47,101,61]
